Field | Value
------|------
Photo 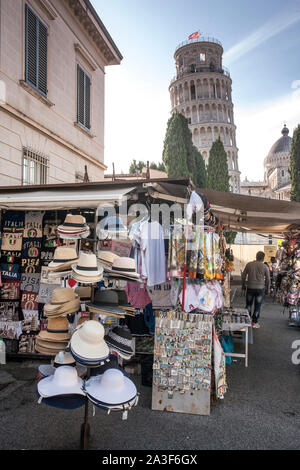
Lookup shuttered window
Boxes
[25,4,48,96]
[77,65,91,130]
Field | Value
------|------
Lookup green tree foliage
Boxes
[290,124,300,202]
[162,111,206,186]
[206,136,230,192]
[129,160,145,175]
[150,162,166,172]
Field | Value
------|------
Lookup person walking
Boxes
[242,251,270,328]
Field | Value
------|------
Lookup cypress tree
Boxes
[206,136,230,192]
[290,124,300,202]
[162,111,207,186]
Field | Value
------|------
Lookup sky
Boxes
[93,0,300,182]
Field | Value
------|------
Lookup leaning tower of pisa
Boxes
[169,34,241,192]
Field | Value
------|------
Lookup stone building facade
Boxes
[169,35,240,193]
[241,125,292,200]
[0,0,122,186]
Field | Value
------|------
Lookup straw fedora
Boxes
[98,251,120,269]
[44,288,80,316]
[38,365,85,397]
[109,257,140,280]
[48,247,79,272]
[37,317,71,342]
[86,290,125,316]
[36,338,69,351]
[35,343,65,356]
[58,214,87,232]
[84,369,137,406]
[104,326,134,357]
[70,320,109,360]
[72,252,103,280]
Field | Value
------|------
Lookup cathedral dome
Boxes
[264,125,292,175]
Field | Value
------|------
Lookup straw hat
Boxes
[98,251,120,269]
[70,320,109,360]
[48,247,79,272]
[84,369,137,406]
[104,326,134,357]
[72,252,103,280]
[109,257,140,280]
[38,365,85,397]
[86,290,125,316]
[44,288,80,317]
[35,343,65,356]
[35,338,69,351]
[58,214,87,232]
[38,351,87,378]
[37,317,71,342]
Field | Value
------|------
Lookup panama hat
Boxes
[86,290,125,316]
[36,338,69,351]
[38,365,85,398]
[48,247,79,272]
[70,320,109,360]
[58,214,87,232]
[98,251,120,270]
[37,317,70,342]
[84,369,137,406]
[44,288,80,316]
[72,252,103,280]
[35,343,65,356]
[104,326,134,357]
[109,257,140,280]
[70,346,109,368]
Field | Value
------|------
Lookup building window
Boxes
[25,4,48,96]
[281,170,284,177]
[200,53,206,62]
[77,65,91,130]
[75,171,85,183]
[23,148,48,185]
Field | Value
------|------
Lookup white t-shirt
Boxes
[147,280,179,308]
[140,221,166,287]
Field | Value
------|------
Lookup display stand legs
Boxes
[80,397,90,449]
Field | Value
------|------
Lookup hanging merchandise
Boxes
[213,327,227,399]
[35,316,71,355]
[146,280,179,309]
[140,220,166,287]
[104,326,134,360]
[70,320,110,365]
[86,290,126,317]
[97,251,120,272]
[43,288,80,318]
[57,214,90,239]
[1,210,25,251]
[125,281,151,308]
[71,252,103,284]
[47,247,79,273]
[109,257,141,282]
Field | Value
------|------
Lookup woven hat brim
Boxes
[35,344,65,355]
[36,337,69,349]
[109,272,142,282]
[38,330,71,342]
[72,274,103,284]
[44,299,80,315]
[48,259,79,272]
[38,374,85,398]
[104,336,133,355]
[86,302,125,315]
[72,263,103,278]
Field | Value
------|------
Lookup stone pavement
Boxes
[0,289,300,450]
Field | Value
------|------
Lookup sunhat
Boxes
[104,326,134,357]
[58,214,87,232]
[98,251,120,270]
[37,317,71,342]
[109,257,140,280]
[38,351,87,378]
[84,369,137,406]
[36,391,87,410]
[72,252,103,279]
[75,286,92,301]
[38,365,85,398]
[86,290,125,316]
[48,247,79,272]
[35,343,65,355]
[35,338,69,351]
[72,273,103,285]
[70,320,109,360]
[44,288,80,316]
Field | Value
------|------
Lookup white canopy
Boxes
[0,187,136,210]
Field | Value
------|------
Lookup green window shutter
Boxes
[77,65,91,130]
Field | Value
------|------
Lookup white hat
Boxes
[109,257,140,280]
[37,365,85,397]
[48,247,79,272]
[72,252,103,279]
[84,369,137,405]
[70,320,109,360]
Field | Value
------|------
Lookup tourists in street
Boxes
[242,251,271,328]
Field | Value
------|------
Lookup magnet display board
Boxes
[152,311,213,416]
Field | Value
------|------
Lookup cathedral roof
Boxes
[264,125,292,169]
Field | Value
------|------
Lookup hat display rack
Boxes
[36,210,138,450]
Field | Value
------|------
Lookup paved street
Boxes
[0,289,300,450]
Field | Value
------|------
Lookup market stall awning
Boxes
[197,187,300,234]
[0,186,136,210]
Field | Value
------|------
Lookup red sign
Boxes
[188,31,199,40]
